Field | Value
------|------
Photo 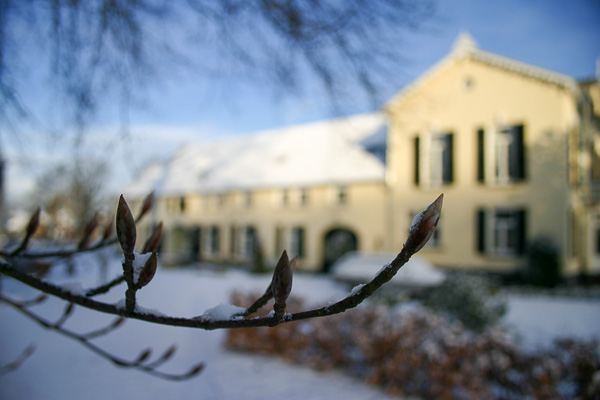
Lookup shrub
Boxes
[525,236,561,287]
[423,272,506,332]
[227,291,600,399]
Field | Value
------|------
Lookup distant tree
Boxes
[30,157,109,239]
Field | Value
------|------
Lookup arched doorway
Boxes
[322,228,358,272]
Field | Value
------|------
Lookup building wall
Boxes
[131,50,599,277]
[386,56,580,274]
[139,181,387,271]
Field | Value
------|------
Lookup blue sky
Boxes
[123,0,599,134]
[4,0,600,204]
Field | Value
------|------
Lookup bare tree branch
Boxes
[0,292,204,380]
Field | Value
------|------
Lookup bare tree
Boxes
[0,193,443,379]
[0,0,435,133]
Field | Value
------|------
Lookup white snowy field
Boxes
[1,253,599,400]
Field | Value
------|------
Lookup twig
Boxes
[85,275,126,297]
[0,293,204,380]
[0,344,36,376]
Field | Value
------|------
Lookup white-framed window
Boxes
[240,226,258,259]
[477,208,527,257]
[299,188,309,206]
[203,226,220,256]
[281,189,289,207]
[477,124,525,185]
[337,186,348,205]
[166,197,186,213]
[244,191,252,207]
[414,132,454,187]
[289,227,305,258]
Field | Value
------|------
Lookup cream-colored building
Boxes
[128,34,600,276]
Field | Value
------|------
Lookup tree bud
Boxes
[136,252,158,289]
[101,219,114,242]
[25,208,41,241]
[116,195,137,256]
[272,250,294,307]
[142,222,163,254]
[138,191,155,221]
[404,194,443,254]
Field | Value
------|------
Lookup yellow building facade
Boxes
[130,34,600,276]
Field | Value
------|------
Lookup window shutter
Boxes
[517,209,527,255]
[414,136,420,186]
[477,129,485,182]
[476,209,486,254]
[509,125,525,181]
[443,133,454,184]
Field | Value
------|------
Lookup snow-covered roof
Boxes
[126,113,387,198]
[386,32,580,111]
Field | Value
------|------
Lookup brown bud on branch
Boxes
[25,208,41,241]
[12,208,41,255]
[404,193,444,254]
[116,195,136,256]
[272,250,294,309]
[135,252,158,289]
[137,191,155,221]
[142,222,163,254]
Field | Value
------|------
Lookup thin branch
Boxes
[0,293,204,380]
[0,344,36,376]
[85,275,125,297]
[0,194,442,329]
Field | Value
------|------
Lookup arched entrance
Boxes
[322,228,358,272]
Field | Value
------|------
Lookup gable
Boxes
[385,34,579,117]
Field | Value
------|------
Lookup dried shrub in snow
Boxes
[226,292,600,399]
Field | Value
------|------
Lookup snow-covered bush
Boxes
[226,291,600,399]
[423,272,506,332]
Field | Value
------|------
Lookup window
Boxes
[244,191,252,207]
[410,211,441,248]
[203,226,220,255]
[281,189,289,207]
[166,197,185,214]
[414,132,454,187]
[241,226,258,258]
[299,188,309,206]
[477,124,525,184]
[337,186,348,205]
[217,193,226,208]
[275,226,284,254]
[229,225,236,256]
[476,208,526,256]
[595,215,600,255]
[290,227,305,258]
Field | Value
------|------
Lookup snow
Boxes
[331,251,445,287]
[131,251,153,285]
[200,303,247,321]
[0,254,395,400]
[1,253,599,399]
[125,113,387,198]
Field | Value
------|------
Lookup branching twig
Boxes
[0,344,36,376]
[0,293,204,380]
[85,275,125,297]
[0,192,442,379]
[0,193,443,330]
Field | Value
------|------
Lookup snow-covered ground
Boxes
[1,254,599,400]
